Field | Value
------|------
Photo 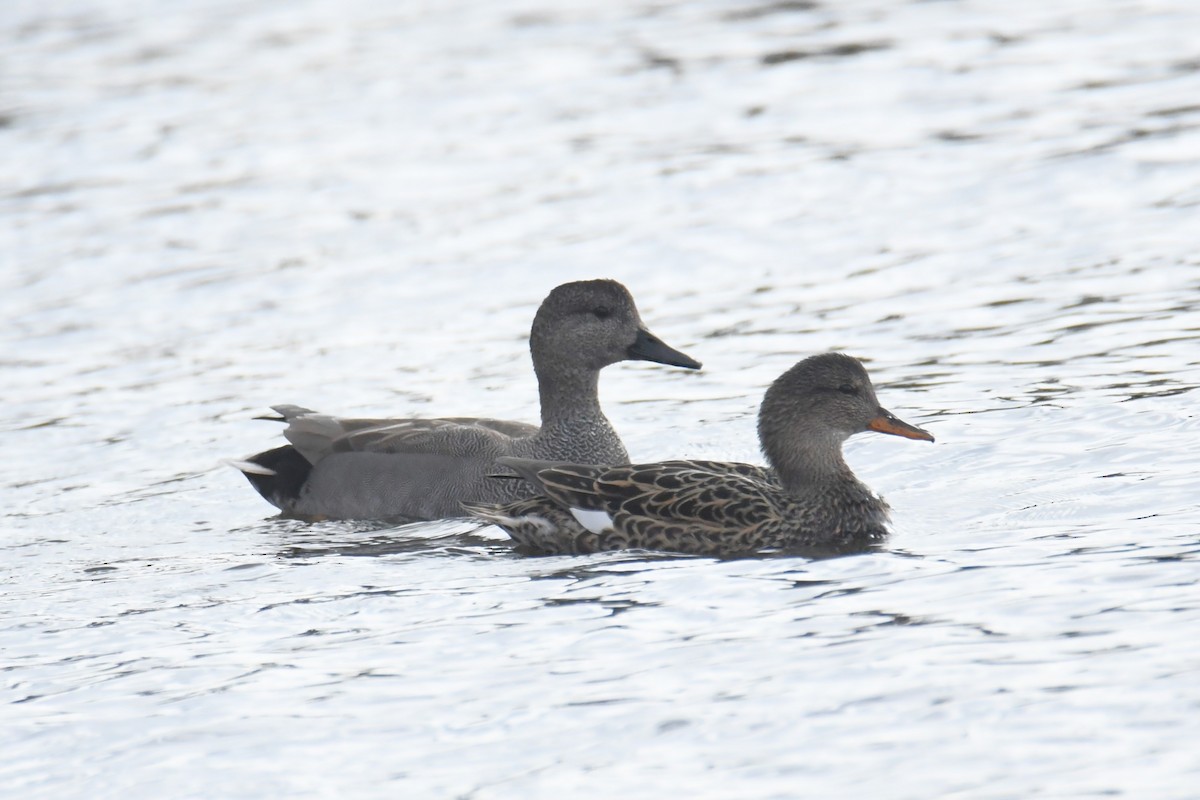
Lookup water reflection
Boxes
[267,519,509,560]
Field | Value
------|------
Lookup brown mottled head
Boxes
[758,353,933,474]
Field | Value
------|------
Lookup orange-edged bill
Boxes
[867,408,935,442]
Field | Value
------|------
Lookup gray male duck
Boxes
[232,279,701,520]
[463,353,934,557]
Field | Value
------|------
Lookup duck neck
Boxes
[536,363,609,432]
[532,364,629,463]
[762,429,854,495]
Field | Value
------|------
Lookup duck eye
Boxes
[592,306,612,320]
[837,384,858,395]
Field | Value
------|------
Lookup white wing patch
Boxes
[569,507,614,534]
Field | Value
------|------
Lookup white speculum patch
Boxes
[569,507,614,534]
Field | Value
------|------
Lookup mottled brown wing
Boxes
[612,463,778,520]
[526,463,610,508]
[532,455,777,532]
[633,460,776,485]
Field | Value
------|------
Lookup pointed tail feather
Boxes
[223,458,277,476]
[254,404,317,422]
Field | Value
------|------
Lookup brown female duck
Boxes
[463,353,934,556]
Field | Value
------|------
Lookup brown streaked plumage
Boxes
[464,353,934,557]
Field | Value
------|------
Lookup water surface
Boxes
[3,0,1199,797]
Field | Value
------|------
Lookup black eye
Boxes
[592,306,612,320]
[837,384,858,395]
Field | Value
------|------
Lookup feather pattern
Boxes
[231,280,701,520]
[464,354,934,557]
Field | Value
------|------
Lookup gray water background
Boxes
[2,0,1199,797]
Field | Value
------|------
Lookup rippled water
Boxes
[3,0,1199,797]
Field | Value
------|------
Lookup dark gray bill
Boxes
[627,328,702,369]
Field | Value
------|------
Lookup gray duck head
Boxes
[529,279,701,374]
[758,353,933,486]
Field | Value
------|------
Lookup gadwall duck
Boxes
[231,280,701,520]
[463,353,933,556]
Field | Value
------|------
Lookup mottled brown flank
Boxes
[468,459,888,557]
[461,497,582,554]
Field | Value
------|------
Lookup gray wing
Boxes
[268,405,539,465]
[336,416,539,439]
